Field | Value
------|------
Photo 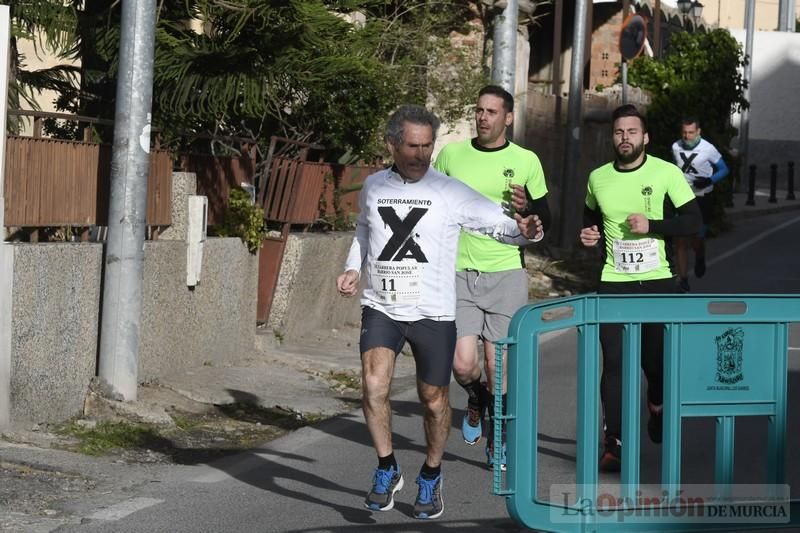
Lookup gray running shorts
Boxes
[455,268,528,341]
[359,306,456,387]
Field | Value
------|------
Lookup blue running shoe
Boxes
[413,474,444,519]
[364,466,403,511]
[486,441,507,472]
[461,404,483,445]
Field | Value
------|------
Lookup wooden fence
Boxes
[262,157,379,224]
[318,162,379,220]
[179,153,256,226]
[3,122,378,325]
[4,136,172,227]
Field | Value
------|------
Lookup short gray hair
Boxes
[385,105,440,146]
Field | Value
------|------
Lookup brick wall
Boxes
[590,11,624,91]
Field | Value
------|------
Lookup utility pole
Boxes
[738,0,755,188]
[779,0,796,31]
[97,0,157,401]
[621,0,630,104]
[492,0,518,140]
[0,5,11,428]
[0,5,8,239]
[558,0,589,248]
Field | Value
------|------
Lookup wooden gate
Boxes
[255,136,379,323]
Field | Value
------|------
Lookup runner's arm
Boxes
[647,198,702,237]
[583,205,602,229]
[454,183,543,245]
[343,188,370,273]
[710,158,729,183]
[517,190,552,233]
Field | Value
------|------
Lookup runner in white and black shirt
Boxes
[670,117,729,292]
[336,105,542,520]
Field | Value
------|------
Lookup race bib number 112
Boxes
[612,238,660,274]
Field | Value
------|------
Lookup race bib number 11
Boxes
[612,238,660,274]
[370,261,423,303]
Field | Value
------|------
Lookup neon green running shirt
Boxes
[434,139,548,272]
[585,155,695,282]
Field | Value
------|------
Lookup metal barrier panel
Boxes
[493,294,800,532]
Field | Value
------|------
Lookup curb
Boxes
[727,200,800,221]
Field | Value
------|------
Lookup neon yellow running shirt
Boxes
[585,155,695,282]
[434,139,548,272]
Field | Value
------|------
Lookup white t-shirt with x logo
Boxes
[344,167,538,321]
[671,138,722,197]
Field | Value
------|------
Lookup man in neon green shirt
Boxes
[580,104,701,472]
[434,85,550,470]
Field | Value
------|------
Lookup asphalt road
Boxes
[50,210,800,533]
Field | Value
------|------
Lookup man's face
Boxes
[386,122,434,182]
[681,122,701,144]
[613,116,649,165]
[475,94,512,148]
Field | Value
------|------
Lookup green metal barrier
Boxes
[492,294,800,532]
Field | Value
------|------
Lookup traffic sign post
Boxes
[619,14,647,104]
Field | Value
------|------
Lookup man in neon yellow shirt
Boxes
[580,104,701,472]
[434,85,550,470]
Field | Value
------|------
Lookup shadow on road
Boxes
[282,517,527,532]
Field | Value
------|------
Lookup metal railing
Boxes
[493,294,800,532]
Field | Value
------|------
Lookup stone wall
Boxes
[267,232,361,343]
[139,238,258,380]
[7,243,103,425]
[0,237,258,427]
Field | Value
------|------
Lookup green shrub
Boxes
[217,187,267,253]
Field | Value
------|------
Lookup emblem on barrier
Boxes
[715,327,744,385]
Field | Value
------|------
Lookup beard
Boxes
[615,141,645,165]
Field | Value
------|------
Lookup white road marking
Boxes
[707,214,800,267]
[87,497,163,521]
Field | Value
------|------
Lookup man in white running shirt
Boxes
[336,104,543,520]
[671,117,729,292]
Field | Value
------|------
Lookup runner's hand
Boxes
[580,225,601,247]
[336,270,360,297]
[693,177,713,189]
[510,184,528,212]
[515,213,543,241]
[627,214,650,234]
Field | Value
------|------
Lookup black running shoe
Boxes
[677,278,691,293]
[599,436,621,473]
[694,255,706,278]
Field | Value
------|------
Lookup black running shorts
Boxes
[359,306,456,387]
[696,194,713,225]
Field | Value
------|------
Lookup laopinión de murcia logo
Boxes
[715,327,744,385]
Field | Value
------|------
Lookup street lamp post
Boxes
[692,1,704,27]
[677,0,704,29]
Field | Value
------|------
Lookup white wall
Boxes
[730,30,800,174]
[731,29,800,142]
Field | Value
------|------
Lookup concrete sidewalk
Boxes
[154,326,418,419]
